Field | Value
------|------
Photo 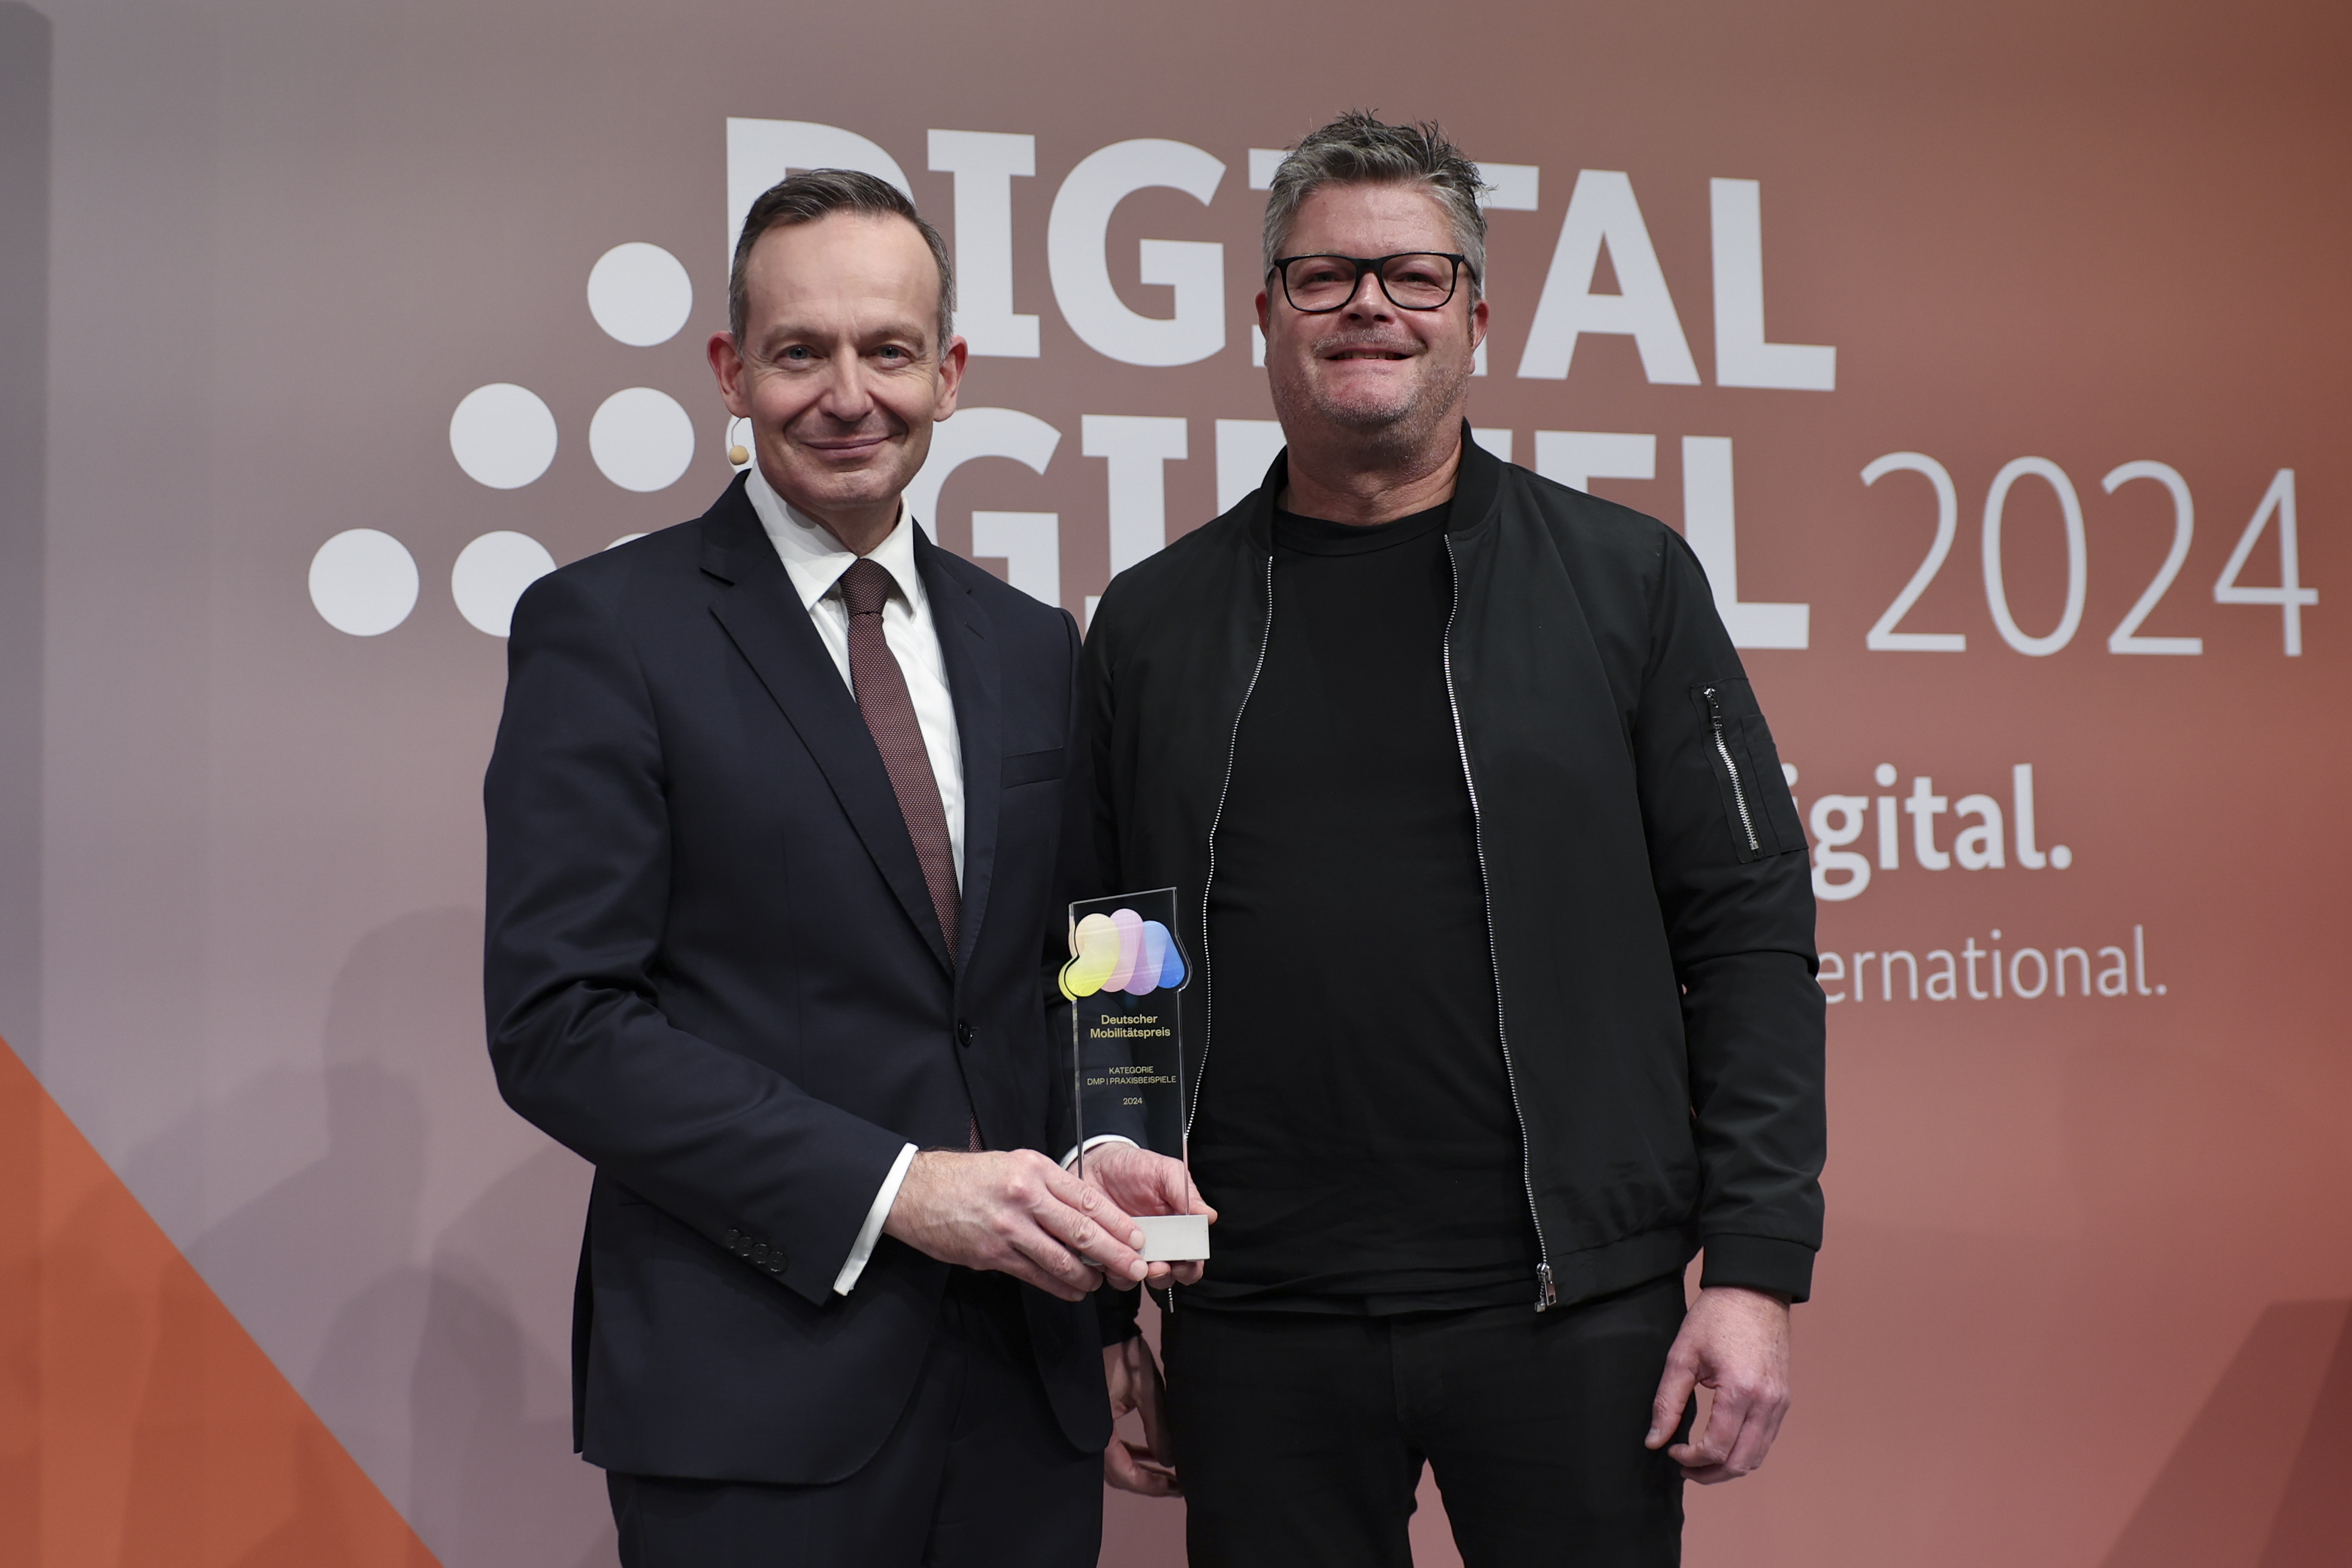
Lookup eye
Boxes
[778,344,813,362]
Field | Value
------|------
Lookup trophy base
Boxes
[1135,1213,1210,1263]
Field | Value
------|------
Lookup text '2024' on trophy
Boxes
[1060,888,1210,1262]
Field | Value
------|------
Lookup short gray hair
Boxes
[1261,112,1489,300]
[728,169,956,353]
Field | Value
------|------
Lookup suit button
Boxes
[724,1228,741,1247]
[768,1257,786,1274]
[751,1242,770,1264]
[956,1021,976,1049]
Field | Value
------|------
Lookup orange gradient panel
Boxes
[0,1036,438,1568]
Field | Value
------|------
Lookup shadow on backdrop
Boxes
[0,1032,436,1566]
[0,11,44,1554]
[0,1,50,1071]
[170,909,609,1567]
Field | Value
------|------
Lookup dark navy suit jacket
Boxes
[482,474,1107,1484]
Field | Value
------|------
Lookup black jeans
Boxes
[1164,1275,1690,1568]
[606,1271,1100,1568]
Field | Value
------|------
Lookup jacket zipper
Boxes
[1176,552,1278,1310]
[1442,535,1558,1312]
[1703,686,1761,854]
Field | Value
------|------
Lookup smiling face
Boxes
[708,211,965,549]
[1258,181,1488,459]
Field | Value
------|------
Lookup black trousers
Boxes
[1163,1275,1690,1568]
[606,1271,1100,1568]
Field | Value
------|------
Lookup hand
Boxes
[882,1150,1152,1301]
[1077,1142,1218,1289]
[1645,1285,1792,1483]
[1102,1336,1181,1496]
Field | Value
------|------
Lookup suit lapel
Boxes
[918,532,1002,977]
[700,485,953,977]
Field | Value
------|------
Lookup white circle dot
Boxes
[1873,763,1897,788]
[589,388,696,492]
[309,529,419,636]
[450,383,558,489]
[2156,984,2166,995]
[2050,844,2072,868]
[588,243,694,347]
[452,531,557,638]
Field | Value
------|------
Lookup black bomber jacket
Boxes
[1084,428,1826,1318]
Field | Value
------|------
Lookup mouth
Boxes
[800,434,892,457]
[1322,347,1414,362]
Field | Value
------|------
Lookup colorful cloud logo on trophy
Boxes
[1059,909,1187,1000]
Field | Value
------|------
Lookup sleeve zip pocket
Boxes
[1687,679,1802,862]
[1706,686,1762,854]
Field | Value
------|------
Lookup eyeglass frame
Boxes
[1266,252,1477,314]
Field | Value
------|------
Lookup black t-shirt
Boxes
[1185,500,1538,1314]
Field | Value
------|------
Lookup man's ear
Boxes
[1469,296,1489,353]
[709,332,753,418]
[933,334,970,421]
[1255,290,1272,335]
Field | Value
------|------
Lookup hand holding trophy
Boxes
[1062,889,1213,1264]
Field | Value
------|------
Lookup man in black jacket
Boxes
[1083,114,1826,1566]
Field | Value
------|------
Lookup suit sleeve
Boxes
[1631,532,1827,1302]
[482,567,909,1308]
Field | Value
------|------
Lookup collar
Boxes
[744,460,927,615]
[1447,419,1503,536]
[1243,419,1502,552]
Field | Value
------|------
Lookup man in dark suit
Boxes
[483,169,1203,1567]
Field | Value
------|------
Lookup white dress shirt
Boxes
[744,464,960,1295]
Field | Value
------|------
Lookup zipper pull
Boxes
[1703,686,1726,727]
[1535,1263,1558,1310]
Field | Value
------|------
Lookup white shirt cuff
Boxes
[833,1142,918,1296]
[1059,1133,1140,1171]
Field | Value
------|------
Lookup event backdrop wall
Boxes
[4,0,2348,1563]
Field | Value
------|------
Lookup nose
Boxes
[1341,264,1394,321]
[813,347,878,423]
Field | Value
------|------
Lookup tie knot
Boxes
[839,557,895,619]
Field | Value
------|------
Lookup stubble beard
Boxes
[1274,341,1474,468]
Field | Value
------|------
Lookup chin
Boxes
[792,465,900,504]
[1313,391,1421,432]
[1309,368,1421,413]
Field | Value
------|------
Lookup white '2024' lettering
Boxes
[1862,456,2314,656]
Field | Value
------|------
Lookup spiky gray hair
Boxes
[1260,111,1489,299]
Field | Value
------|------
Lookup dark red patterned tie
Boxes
[838,558,960,965]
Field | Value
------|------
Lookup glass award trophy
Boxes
[1060,887,1209,1262]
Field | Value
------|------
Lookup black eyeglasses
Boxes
[1269,253,1473,313]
